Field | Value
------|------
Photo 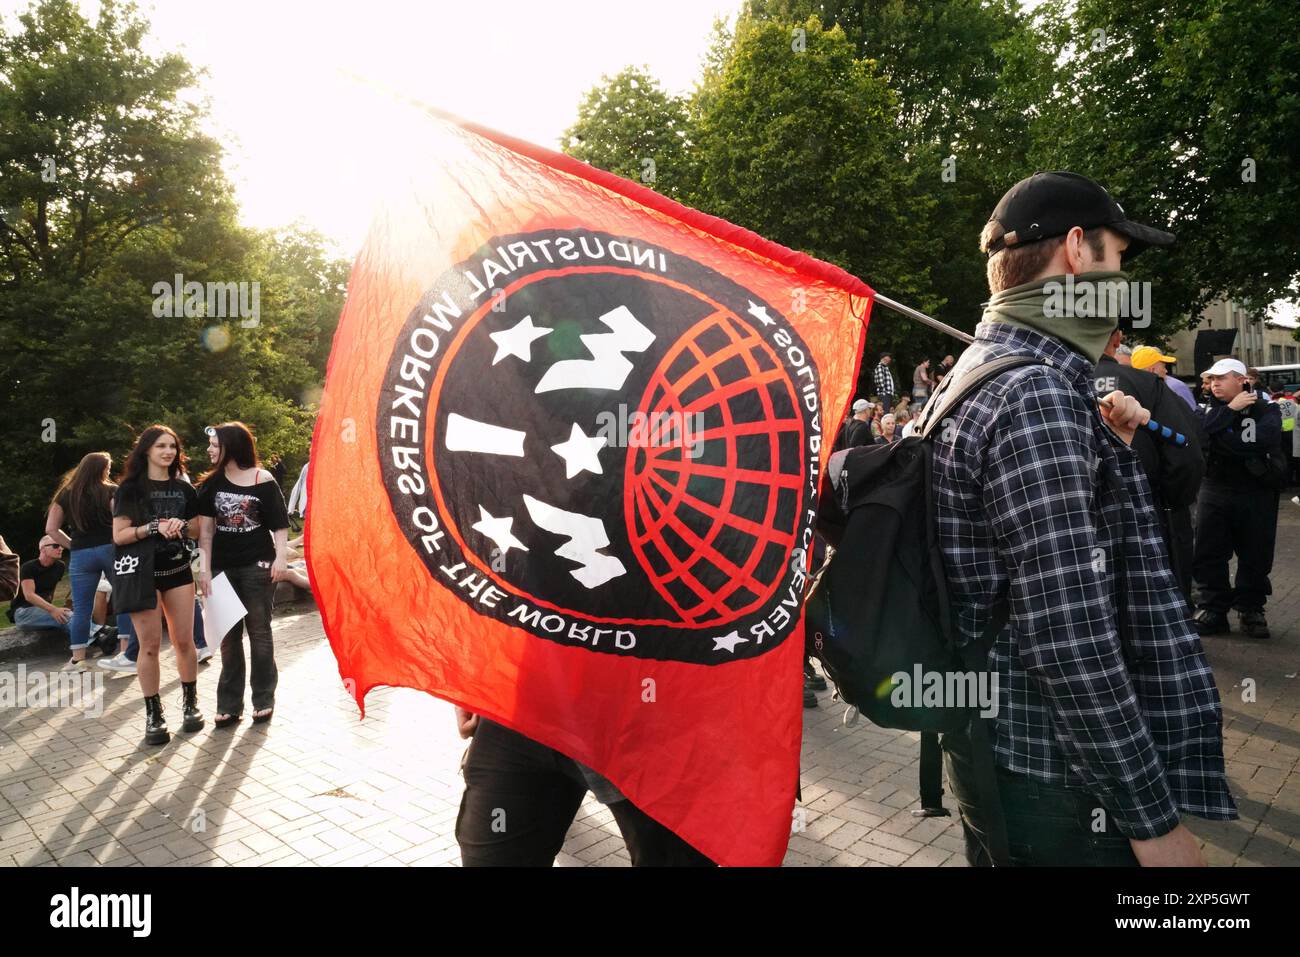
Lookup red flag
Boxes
[307,104,872,866]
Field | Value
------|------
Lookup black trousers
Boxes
[456,719,715,867]
[942,732,1138,867]
[215,563,277,716]
[1192,482,1280,614]
[1164,505,1196,608]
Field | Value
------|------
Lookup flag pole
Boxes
[873,293,975,345]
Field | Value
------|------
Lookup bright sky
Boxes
[0,0,742,254]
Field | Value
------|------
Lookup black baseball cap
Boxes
[984,171,1175,262]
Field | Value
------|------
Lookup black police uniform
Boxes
[1093,355,1203,604]
[1192,391,1284,633]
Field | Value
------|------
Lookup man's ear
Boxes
[1062,226,1088,274]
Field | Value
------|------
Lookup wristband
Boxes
[148,518,160,537]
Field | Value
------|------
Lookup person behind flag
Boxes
[834,399,874,451]
[1095,332,1204,603]
[111,425,204,745]
[452,708,715,866]
[309,99,870,865]
[874,412,900,445]
[196,422,291,727]
[912,357,933,405]
[928,171,1234,866]
[1130,345,1197,410]
[872,351,896,409]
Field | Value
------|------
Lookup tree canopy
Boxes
[0,0,346,553]
[564,0,1300,392]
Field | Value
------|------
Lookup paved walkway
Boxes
[2,505,1298,867]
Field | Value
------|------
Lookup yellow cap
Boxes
[1130,345,1176,370]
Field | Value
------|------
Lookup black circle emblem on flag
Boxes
[376,228,822,664]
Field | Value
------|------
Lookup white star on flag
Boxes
[712,630,748,653]
[550,423,607,479]
[471,506,529,555]
[489,314,552,365]
[747,301,776,326]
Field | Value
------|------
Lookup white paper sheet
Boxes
[203,572,248,647]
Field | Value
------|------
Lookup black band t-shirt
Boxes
[197,472,290,571]
[113,477,200,561]
[12,559,65,610]
[113,477,200,523]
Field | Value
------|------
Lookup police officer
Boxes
[1192,357,1284,639]
[1095,329,1203,603]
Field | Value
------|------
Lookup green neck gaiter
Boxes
[982,271,1129,364]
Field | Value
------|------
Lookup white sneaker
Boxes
[61,658,89,672]
[97,654,137,674]
[196,645,214,664]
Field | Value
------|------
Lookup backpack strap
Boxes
[954,599,1011,866]
[917,732,949,817]
[917,355,1044,440]
[918,600,1012,870]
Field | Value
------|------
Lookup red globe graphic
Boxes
[624,308,806,626]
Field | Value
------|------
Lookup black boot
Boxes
[181,680,204,732]
[92,626,118,656]
[1239,610,1271,640]
[1193,608,1230,636]
[143,694,170,746]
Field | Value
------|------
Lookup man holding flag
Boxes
[927,172,1235,866]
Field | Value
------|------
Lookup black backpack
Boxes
[807,355,1041,864]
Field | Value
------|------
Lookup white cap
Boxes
[851,399,870,412]
[1205,357,1247,377]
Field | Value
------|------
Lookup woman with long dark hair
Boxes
[45,452,136,668]
[196,422,290,727]
[111,425,204,745]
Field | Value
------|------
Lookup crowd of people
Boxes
[1,422,311,745]
[847,335,1291,643]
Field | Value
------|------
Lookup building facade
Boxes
[1161,298,1299,373]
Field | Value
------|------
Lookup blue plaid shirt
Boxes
[930,321,1236,839]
